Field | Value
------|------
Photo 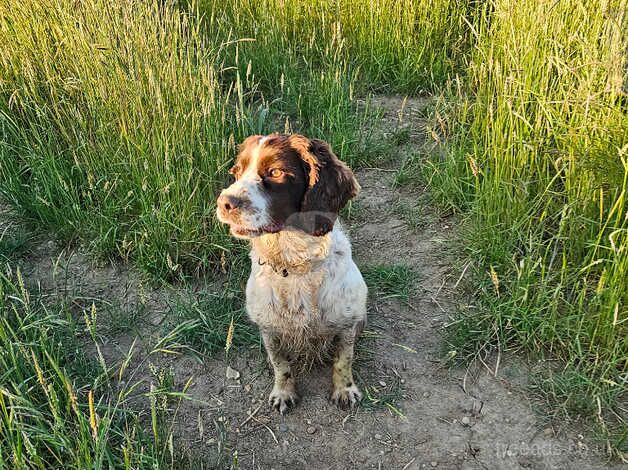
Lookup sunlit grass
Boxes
[431,0,627,453]
[0,269,165,468]
[0,0,263,279]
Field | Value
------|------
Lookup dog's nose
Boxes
[218,194,242,214]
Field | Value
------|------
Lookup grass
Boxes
[0,268,163,468]
[0,262,241,469]
[0,0,256,280]
[195,0,473,94]
[0,223,30,263]
[429,0,627,454]
[362,264,416,303]
[159,285,259,357]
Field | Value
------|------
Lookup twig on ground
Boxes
[251,416,278,444]
[239,403,263,428]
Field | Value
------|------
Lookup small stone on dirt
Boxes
[461,416,471,425]
[430,461,438,467]
[379,381,387,387]
[279,423,288,432]
[375,433,382,440]
[226,366,240,380]
[307,426,316,434]
[543,427,553,437]
[148,313,165,326]
[423,392,430,398]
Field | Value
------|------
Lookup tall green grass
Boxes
[430,0,627,449]
[0,268,168,468]
[0,0,261,278]
[193,0,472,163]
[197,0,471,94]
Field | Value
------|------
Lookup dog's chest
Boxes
[246,268,332,334]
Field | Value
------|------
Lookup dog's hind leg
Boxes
[261,331,299,414]
[330,323,362,408]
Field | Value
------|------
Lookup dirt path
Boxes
[3,97,619,469]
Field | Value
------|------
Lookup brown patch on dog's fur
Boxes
[228,134,359,236]
[288,135,360,236]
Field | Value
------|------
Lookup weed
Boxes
[159,286,259,357]
[396,201,428,232]
[362,264,416,303]
[0,268,165,468]
[0,223,30,263]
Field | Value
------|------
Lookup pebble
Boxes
[379,381,387,387]
[461,416,471,425]
[225,366,240,380]
[306,426,317,434]
[423,392,430,398]
[543,427,553,437]
[374,433,382,440]
[431,461,438,467]
[400,379,405,384]
[148,313,165,326]
[279,423,288,432]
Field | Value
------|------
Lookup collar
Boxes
[258,258,289,277]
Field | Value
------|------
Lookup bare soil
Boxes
[3,96,620,469]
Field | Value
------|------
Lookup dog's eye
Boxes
[268,168,284,178]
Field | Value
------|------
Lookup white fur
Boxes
[245,222,367,354]
[217,137,271,230]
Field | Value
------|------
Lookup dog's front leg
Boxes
[331,324,362,408]
[261,331,298,414]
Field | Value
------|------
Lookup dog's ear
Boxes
[288,135,360,236]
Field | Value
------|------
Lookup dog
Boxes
[216,133,367,414]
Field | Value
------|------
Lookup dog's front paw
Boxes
[331,383,362,408]
[269,386,299,414]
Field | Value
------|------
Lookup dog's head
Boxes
[216,134,359,239]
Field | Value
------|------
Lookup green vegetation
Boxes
[0,0,625,458]
[0,223,30,262]
[362,264,416,302]
[431,0,627,450]
[160,285,259,356]
[0,0,258,279]
[0,270,163,468]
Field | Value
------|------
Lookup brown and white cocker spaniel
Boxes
[216,134,367,414]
